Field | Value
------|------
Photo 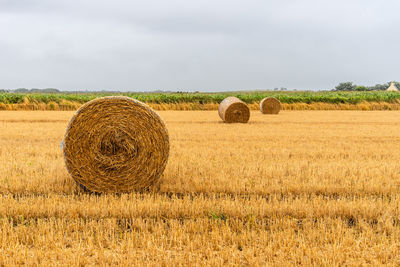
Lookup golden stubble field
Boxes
[1,110,400,265]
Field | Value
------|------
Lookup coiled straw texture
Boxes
[260,97,281,114]
[218,96,250,123]
[63,96,169,193]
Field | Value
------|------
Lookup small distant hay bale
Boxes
[218,96,250,123]
[62,96,170,193]
[260,97,281,114]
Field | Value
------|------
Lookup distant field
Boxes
[1,91,400,110]
[1,110,400,265]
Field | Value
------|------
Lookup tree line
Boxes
[335,81,399,91]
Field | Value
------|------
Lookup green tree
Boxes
[335,82,356,91]
[355,86,368,91]
[369,83,389,91]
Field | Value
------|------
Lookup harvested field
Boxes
[1,110,400,265]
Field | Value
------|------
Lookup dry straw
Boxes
[63,96,170,193]
[260,97,281,114]
[218,96,250,123]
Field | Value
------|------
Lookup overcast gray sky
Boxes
[1,0,399,91]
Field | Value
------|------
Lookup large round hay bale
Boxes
[260,97,281,114]
[218,96,250,123]
[62,96,169,193]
